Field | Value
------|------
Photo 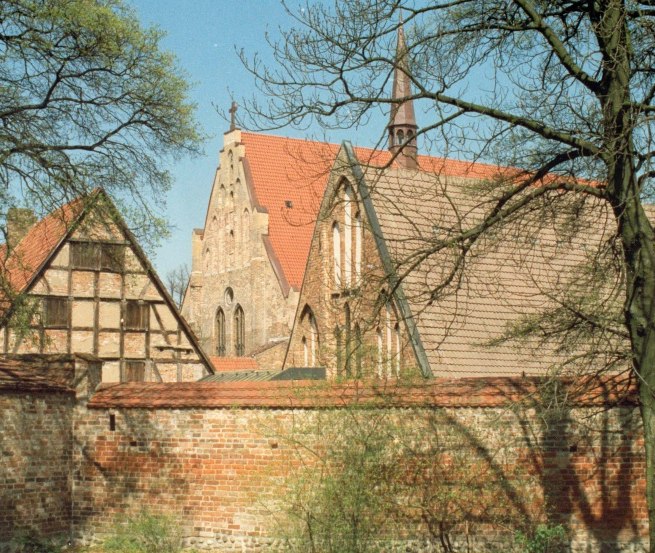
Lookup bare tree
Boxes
[166,264,190,309]
[241,0,655,548]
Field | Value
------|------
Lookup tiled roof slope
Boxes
[241,132,504,290]
[1,197,85,297]
[0,357,75,393]
[209,356,259,372]
[365,166,622,377]
[88,373,636,409]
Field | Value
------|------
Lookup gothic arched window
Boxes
[394,322,402,376]
[344,302,352,377]
[301,305,319,367]
[234,304,245,356]
[376,326,383,378]
[354,323,362,378]
[354,211,362,283]
[215,308,226,357]
[335,325,342,377]
[332,222,341,287]
[344,186,353,287]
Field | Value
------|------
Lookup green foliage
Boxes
[0,0,202,247]
[7,530,67,553]
[103,511,183,553]
[275,407,532,553]
[515,524,568,553]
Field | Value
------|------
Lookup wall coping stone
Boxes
[87,373,638,410]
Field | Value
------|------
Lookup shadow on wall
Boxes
[256,377,645,553]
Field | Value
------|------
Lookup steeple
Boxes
[388,21,418,169]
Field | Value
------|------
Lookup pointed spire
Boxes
[388,18,418,169]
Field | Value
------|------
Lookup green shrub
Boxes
[103,511,183,553]
[515,524,568,553]
[6,531,67,553]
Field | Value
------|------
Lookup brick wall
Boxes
[71,377,648,552]
[0,389,74,542]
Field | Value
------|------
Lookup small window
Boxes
[71,243,98,269]
[71,242,124,272]
[101,244,125,272]
[124,360,145,382]
[125,301,149,330]
[43,297,68,328]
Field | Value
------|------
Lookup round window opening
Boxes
[224,287,234,306]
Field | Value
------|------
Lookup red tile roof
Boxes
[241,132,504,290]
[209,356,259,372]
[88,373,636,409]
[1,197,86,297]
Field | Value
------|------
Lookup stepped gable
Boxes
[241,132,503,290]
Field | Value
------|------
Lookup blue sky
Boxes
[128,0,388,278]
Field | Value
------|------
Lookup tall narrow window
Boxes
[394,323,401,376]
[216,308,226,356]
[242,209,250,249]
[386,301,392,377]
[204,248,211,273]
[335,326,342,377]
[355,323,362,378]
[376,327,383,378]
[302,336,308,366]
[354,211,362,283]
[310,313,318,366]
[234,304,245,356]
[332,222,341,287]
[344,186,352,287]
[344,302,352,377]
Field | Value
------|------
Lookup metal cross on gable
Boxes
[229,101,238,131]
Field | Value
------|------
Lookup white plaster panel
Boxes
[72,300,94,328]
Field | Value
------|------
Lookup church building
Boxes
[181,120,344,369]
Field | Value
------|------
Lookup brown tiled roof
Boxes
[362,163,621,377]
[0,357,74,393]
[209,356,259,372]
[241,133,504,290]
[87,373,636,409]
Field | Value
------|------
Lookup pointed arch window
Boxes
[332,222,341,287]
[385,301,393,377]
[219,184,226,208]
[394,322,401,376]
[335,326,342,377]
[234,304,245,356]
[354,211,362,283]
[397,129,405,145]
[301,305,319,367]
[344,302,352,377]
[344,186,353,287]
[376,326,383,378]
[302,336,308,366]
[215,308,226,357]
[355,323,362,378]
[242,209,250,243]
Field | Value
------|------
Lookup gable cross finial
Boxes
[229,101,238,131]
